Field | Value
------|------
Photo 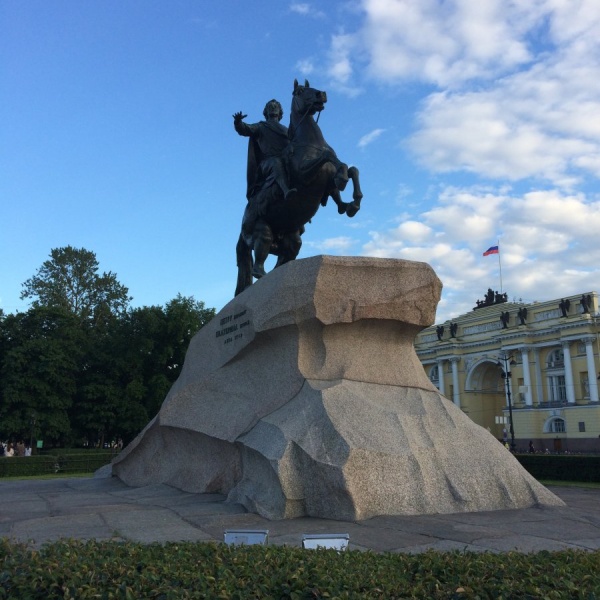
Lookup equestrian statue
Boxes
[234,79,363,296]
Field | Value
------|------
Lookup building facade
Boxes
[415,291,600,453]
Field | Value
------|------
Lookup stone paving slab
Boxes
[501,516,597,541]
[9,513,114,545]
[467,534,583,553]
[397,540,494,554]
[1,478,599,553]
[101,508,214,544]
[573,538,600,550]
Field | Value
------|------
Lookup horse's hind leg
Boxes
[235,234,253,296]
[274,230,302,269]
[252,220,273,279]
[346,166,363,217]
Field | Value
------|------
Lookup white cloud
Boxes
[290,3,310,15]
[357,0,536,87]
[316,0,600,321]
[408,61,600,185]
[358,128,385,148]
[326,33,355,84]
[360,184,600,321]
[289,3,326,19]
[544,0,600,45]
[305,236,356,252]
[295,59,315,75]
[324,0,600,185]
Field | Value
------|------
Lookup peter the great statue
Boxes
[233,79,363,295]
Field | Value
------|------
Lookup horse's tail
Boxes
[235,234,253,296]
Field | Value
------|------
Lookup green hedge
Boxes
[37,447,118,455]
[1,539,599,599]
[0,452,114,478]
[515,454,600,482]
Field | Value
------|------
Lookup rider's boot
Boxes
[277,176,297,201]
[284,187,298,200]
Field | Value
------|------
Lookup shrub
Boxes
[0,539,599,599]
[515,454,600,482]
[0,452,114,478]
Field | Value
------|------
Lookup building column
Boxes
[562,341,576,404]
[583,336,599,402]
[520,346,533,406]
[437,359,446,396]
[532,347,543,404]
[450,357,461,408]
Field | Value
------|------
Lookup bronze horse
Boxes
[235,79,363,296]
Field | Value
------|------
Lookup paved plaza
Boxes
[1,477,599,553]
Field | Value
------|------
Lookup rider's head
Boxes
[263,99,283,121]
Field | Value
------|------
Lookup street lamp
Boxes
[29,412,36,453]
[498,354,517,452]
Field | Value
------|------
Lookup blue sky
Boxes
[2,0,600,323]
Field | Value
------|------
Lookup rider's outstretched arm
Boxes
[233,112,256,137]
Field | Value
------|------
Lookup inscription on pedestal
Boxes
[215,309,252,346]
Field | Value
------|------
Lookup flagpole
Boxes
[497,239,503,293]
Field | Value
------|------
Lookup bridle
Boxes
[289,94,323,141]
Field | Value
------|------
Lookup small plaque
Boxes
[302,533,349,551]
[224,529,269,546]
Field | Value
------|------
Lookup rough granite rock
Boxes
[112,255,564,520]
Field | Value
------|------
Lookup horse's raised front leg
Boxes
[345,166,363,218]
[326,188,351,215]
[295,150,347,190]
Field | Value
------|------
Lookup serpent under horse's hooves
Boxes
[235,79,363,296]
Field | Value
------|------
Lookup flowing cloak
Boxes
[244,120,290,200]
[246,135,260,201]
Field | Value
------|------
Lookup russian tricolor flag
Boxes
[483,245,499,256]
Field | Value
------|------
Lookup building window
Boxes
[548,375,567,403]
[547,348,564,369]
[579,422,586,432]
[429,365,439,383]
[545,417,566,433]
[581,373,590,399]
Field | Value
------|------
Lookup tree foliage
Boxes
[0,307,83,445]
[1,247,215,447]
[20,246,131,325]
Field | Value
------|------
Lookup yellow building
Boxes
[415,290,600,453]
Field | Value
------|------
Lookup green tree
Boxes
[118,296,215,428]
[68,295,214,446]
[1,245,215,447]
[68,317,125,448]
[164,294,215,379]
[20,246,131,325]
[0,307,83,445]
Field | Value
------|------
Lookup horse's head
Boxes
[292,79,327,117]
